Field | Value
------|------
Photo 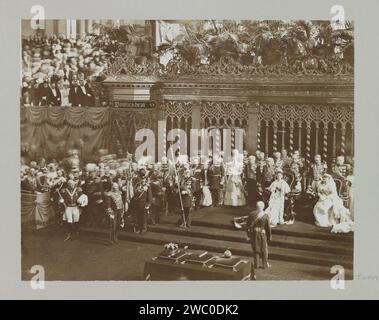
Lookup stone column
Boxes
[86,19,93,34]
[77,20,86,38]
[246,102,260,154]
[67,19,76,39]
[93,20,101,35]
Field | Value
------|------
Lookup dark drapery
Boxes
[109,108,157,154]
[21,107,112,161]
[21,106,158,161]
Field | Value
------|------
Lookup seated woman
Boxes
[313,174,353,233]
[265,170,291,227]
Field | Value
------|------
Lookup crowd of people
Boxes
[20,146,355,245]
[21,33,118,107]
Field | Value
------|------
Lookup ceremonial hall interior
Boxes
[21,19,354,281]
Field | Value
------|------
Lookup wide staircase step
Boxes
[144,223,353,256]
[163,207,354,243]
[82,227,353,270]
[166,218,354,243]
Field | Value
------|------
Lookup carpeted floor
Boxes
[21,205,353,281]
[21,226,352,281]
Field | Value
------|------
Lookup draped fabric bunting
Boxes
[21,107,112,161]
[21,107,158,161]
[24,106,110,128]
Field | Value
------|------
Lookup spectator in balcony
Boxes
[63,64,74,84]
[77,79,95,107]
[38,80,50,106]
[69,79,80,106]
[47,81,62,106]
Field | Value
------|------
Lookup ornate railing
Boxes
[105,55,354,80]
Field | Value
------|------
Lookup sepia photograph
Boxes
[19,18,355,282]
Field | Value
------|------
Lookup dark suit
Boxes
[77,84,95,107]
[63,70,74,84]
[47,87,62,106]
[38,85,50,106]
[69,86,80,106]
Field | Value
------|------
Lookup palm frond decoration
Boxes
[99,20,354,69]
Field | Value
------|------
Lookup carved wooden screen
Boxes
[200,101,249,151]
[164,101,193,155]
[257,104,354,163]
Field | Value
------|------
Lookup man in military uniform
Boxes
[160,157,171,215]
[82,167,103,227]
[332,155,350,180]
[244,155,258,207]
[100,165,113,193]
[256,151,266,186]
[150,165,165,224]
[262,157,276,188]
[243,150,249,168]
[332,155,352,207]
[290,152,304,192]
[133,168,152,234]
[60,179,81,241]
[273,152,284,172]
[179,168,193,228]
[281,149,292,170]
[308,154,327,193]
[208,155,225,207]
[105,182,125,245]
[190,156,203,210]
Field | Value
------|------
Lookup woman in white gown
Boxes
[313,174,353,233]
[201,160,213,207]
[265,171,290,227]
[223,150,246,206]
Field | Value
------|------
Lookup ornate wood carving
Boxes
[106,55,353,80]
[200,101,249,128]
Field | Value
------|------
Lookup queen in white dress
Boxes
[223,150,246,206]
[313,174,353,233]
[265,171,291,226]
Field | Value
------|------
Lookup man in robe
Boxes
[246,201,272,277]
[208,155,225,207]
